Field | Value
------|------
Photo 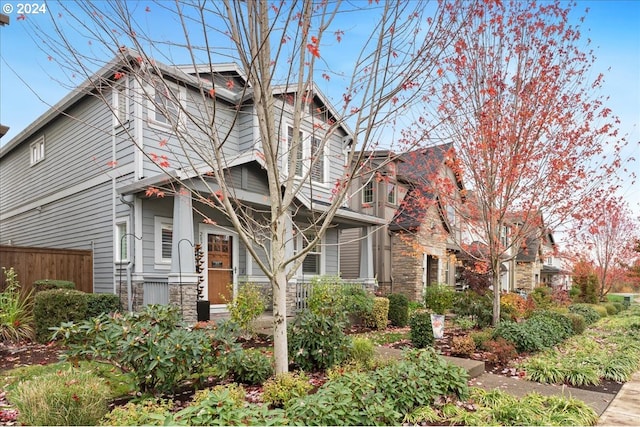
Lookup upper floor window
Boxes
[286,125,327,184]
[288,126,303,177]
[362,181,374,204]
[150,79,182,128]
[500,225,509,247]
[387,182,396,204]
[154,216,173,266]
[113,80,129,126]
[30,136,45,165]
[310,137,324,183]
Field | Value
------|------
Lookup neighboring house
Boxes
[0,52,383,322]
[340,151,410,292]
[515,228,563,292]
[340,144,464,302]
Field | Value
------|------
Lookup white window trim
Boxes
[30,136,45,166]
[283,122,330,187]
[154,216,173,269]
[362,180,374,205]
[114,217,130,263]
[113,79,130,128]
[148,79,186,132]
[387,181,397,205]
[294,231,325,276]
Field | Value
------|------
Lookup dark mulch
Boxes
[0,341,65,372]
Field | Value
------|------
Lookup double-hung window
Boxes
[154,217,173,266]
[293,230,323,275]
[151,79,181,127]
[387,182,396,204]
[113,80,129,126]
[362,181,374,204]
[287,125,326,184]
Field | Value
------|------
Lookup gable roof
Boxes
[1,48,352,160]
[389,143,461,231]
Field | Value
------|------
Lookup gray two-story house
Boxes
[0,52,383,321]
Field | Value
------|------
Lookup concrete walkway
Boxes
[597,371,640,426]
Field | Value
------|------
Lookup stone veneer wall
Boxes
[116,281,198,323]
[515,262,535,291]
[390,232,423,302]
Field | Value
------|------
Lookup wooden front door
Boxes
[207,233,233,304]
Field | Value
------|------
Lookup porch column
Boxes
[168,186,198,323]
[359,226,375,287]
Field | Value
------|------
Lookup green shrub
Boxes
[469,328,494,350]
[34,289,87,343]
[10,367,110,426]
[452,315,476,330]
[287,348,468,426]
[530,286,553,309]
[101,398,173,426]
[364,296,389,330]
[0,267,34,343]
[52,305,241,394]
[408,300,425,317]
[262,372,312,408]
[530,310,574,339]
[603,302,618,315]
[574,273,598,303]
[33,279,75,292]
[613,301,625,312]
[306,276,347,320]
[342,285,375,322]
[409,310,434,348]
[591,304,609,318]
[229,349,273,385]
[424,284,455,314]
[225,282,266,338]
[568,303,601,325]
[349,337,375,364]
[288,309,351,371]
[387,293,409,327]
[566,312,586,334]
[171,384,287,426]
[286,370,399,425]
[85,293,122,318]
[372,349,469,414]
[452,291,493,328]
[524,316,568,348]
[494,321,545,353]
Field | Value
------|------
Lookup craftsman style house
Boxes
[340,144,465,302]
[0,52,383,321]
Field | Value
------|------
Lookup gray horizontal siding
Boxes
[1,96,114,212]
[0,180,115,294]
[324,228,339,275]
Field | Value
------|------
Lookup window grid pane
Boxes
[161,226,173,260]
[311,137,324,183]
[363,181,373,204]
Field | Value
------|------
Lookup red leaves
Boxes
[145,187,165,198]
[225,79,235,89]
[114,72,125,80]
[208,88,216,97]
[150,153,170,168]
[159,139,168,147]
[145,6,151,12]
[307,35,320,58]
[334,30,344,43]
[16,14,26,21]
[106,160,117,168]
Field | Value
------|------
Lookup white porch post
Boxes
[168,186,198,322]
[359,226,375,287]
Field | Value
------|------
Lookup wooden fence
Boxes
[0,245,93,294]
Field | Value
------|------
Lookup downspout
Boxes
[120,194,135,312]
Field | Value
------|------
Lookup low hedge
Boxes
[33,279,75,292]
[34,289,88,343]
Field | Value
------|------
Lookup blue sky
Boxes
[1,0,638,214]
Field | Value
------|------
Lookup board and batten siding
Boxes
[0,180,115,294]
